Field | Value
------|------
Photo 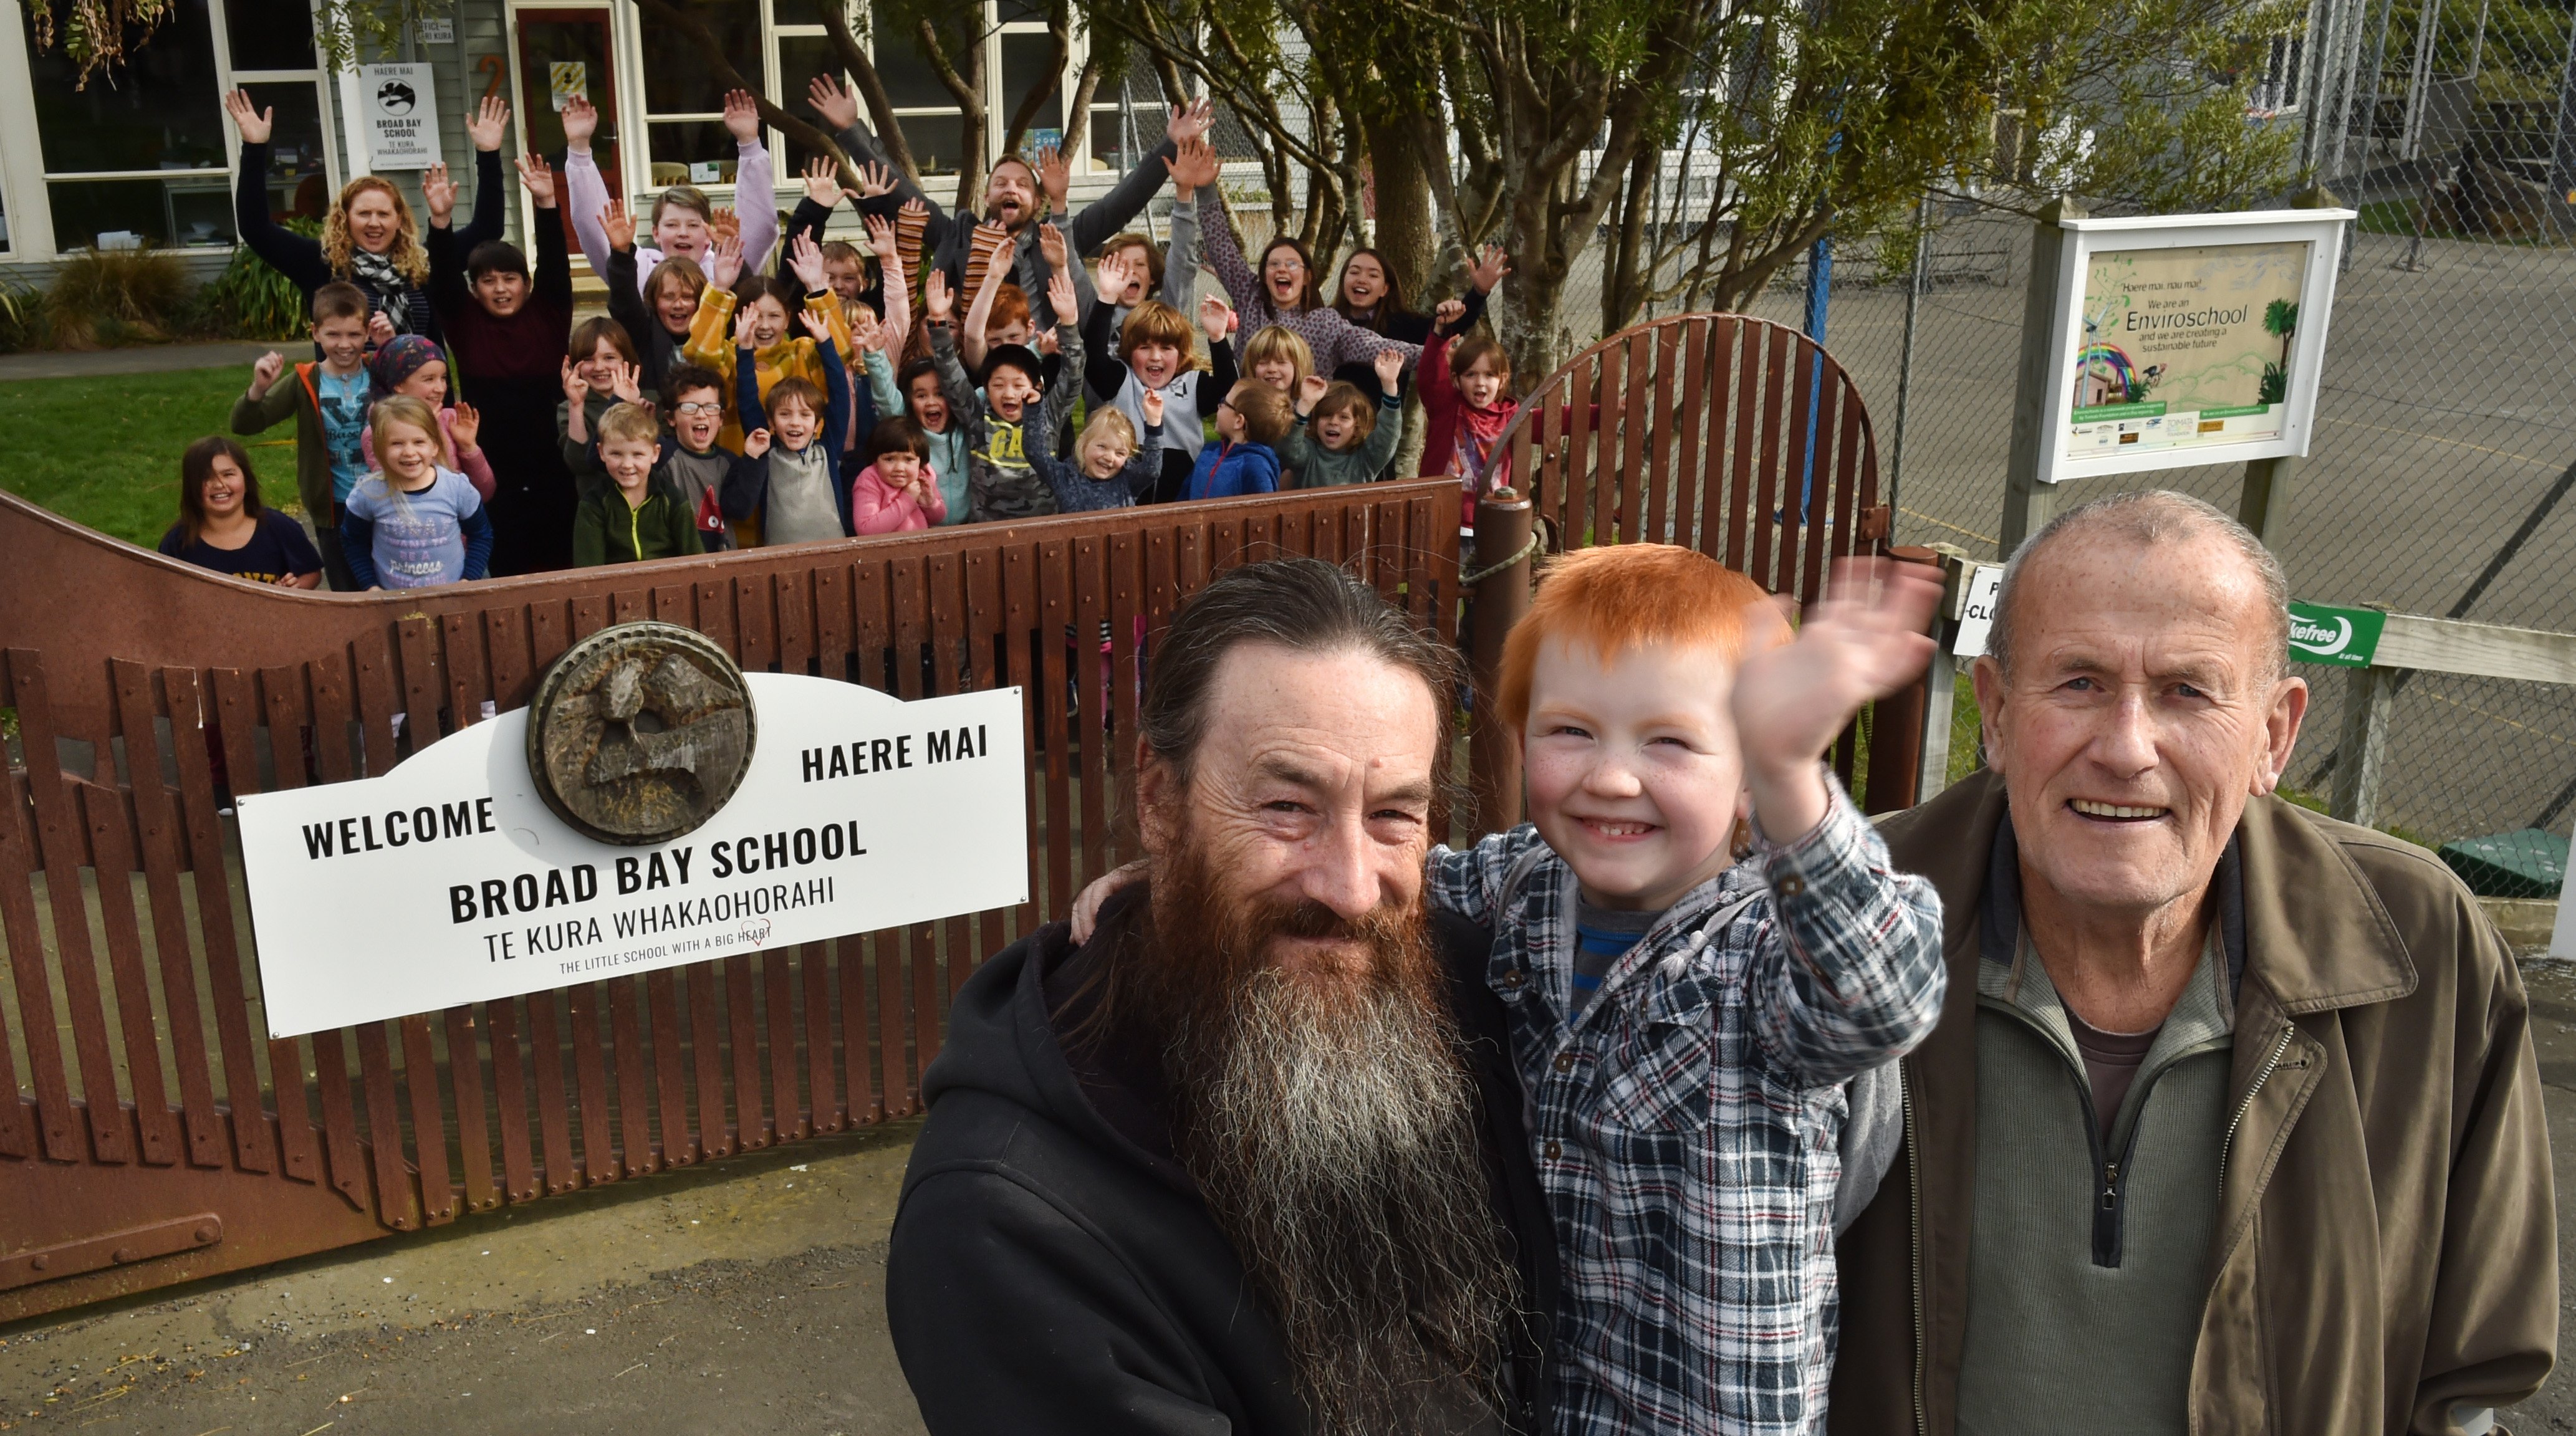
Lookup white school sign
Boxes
[236,671,1027,1038]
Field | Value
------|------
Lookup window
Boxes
[2253,32,2304,115]
[642,0,766,184]
[26,0,232,249]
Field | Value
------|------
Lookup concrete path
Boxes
[0,342,280,382]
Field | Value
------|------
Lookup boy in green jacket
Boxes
[229,280,375,590]
[573,403,703,567]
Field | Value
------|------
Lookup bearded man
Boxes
[886,558,1554,1435]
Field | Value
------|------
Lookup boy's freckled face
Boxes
[1522,636,1749,912]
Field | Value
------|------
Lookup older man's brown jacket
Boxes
[1830,770,2555,1435]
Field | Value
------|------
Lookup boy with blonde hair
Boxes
[573,403,704,567]
[1441,542,1947,1435]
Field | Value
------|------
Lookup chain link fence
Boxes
[1674,3,2576,874]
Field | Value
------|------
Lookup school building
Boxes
[0,0,1175,278]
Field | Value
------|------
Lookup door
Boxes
[512,7,620,249]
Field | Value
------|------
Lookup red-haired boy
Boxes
[1431,542,1948,1434]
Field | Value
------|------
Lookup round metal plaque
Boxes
[525,621,756,846]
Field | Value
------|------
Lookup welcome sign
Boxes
[237,654,1027,1039]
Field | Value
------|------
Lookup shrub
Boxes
[44,246,191,349]
[0,280,44,353]
[198,219,319,340]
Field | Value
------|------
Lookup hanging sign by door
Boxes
[359,62,441,170]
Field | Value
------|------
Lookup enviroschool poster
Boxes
[2065,241,2310,462]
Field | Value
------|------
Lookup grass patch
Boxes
[0,366,267,547]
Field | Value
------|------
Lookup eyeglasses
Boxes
[673,401,723,416]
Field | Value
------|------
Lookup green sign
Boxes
[2287,601,2385,667]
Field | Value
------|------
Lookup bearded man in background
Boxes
[886,557,1555,1436]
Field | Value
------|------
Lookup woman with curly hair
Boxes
[223,90,511,345]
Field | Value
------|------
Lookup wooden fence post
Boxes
[2330,664,2398,828]
[1467,487,1535,836]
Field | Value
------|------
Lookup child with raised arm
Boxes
[597,196,701,393]
[926,266,1084,522]
[1282,350,1406,487]
[562,92,775,294]
[426,148,575,574]
[1034,401,1163,513]
[723,309,856,545]
[559,315,642,491]
[341,396,493,589]
[682,232,855,455]
[1075,545,1948,1436]
[229,280,374,590]
[1082,251,1236,504]
[362,335,493,500]
[1090,126,1213,334]
[573,402,704,567]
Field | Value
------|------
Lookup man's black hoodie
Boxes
[885,890,1556,1435]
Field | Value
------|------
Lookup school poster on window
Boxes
[360,63,442,170]
[235,660,1028,1040]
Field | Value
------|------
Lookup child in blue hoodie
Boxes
[1181,379,1289,501]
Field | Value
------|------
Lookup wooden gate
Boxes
[0,480,1459,1321]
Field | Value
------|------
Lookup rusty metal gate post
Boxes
[1466,488,1536,836]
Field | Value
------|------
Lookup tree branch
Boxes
[814,0,919,184]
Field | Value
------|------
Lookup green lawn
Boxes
[0,366,271,548]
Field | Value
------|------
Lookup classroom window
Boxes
[26,0,236,249]
[641,0,767,184]
[2252,32,2304,114]
[223,0,314,71]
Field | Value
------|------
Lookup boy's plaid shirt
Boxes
[1428,787,1946,1435]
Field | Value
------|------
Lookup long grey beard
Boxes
[1171,965,1515,1436]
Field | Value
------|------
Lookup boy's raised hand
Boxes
[600,198,635,252]
[722,89,763,143]
[856,161,897,199]
[807,74,859,132]
[468,96,511,153]
[1199,295,1234,345]
[609,357,643,404]
[1037,222,1069,275]
[367,309,396,347]
[1373,347,1405,393]
[561,356,590,405]
[800,157,845,208]
[705,235,744,289]
[1141,388,1165,426]
[923,270,954,323]
[561,95,598,151]
[421,161,457,226]
[1046,267,1077,329]
[709,206,742,246]
[221,90,272,145]
[863,213,899,261]
[1092,248,1132,302]
[787,231,829,293]
[1730,556,1942,840]
[743,428,772,459]
[249,350,285,398]
[516,152,557,207]
[450,403,481,449]
[798,309,833,342]
[1294,373,1328,416]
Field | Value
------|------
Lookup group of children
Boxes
[171,88,1538,592]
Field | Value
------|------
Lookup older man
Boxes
[1830,491,2555,1435]
[887,558,1554,1435]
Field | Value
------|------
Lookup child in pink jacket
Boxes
[849,417,946,534]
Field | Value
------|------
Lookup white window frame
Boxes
[2252,29,2306,117]
[0,0,334,260]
